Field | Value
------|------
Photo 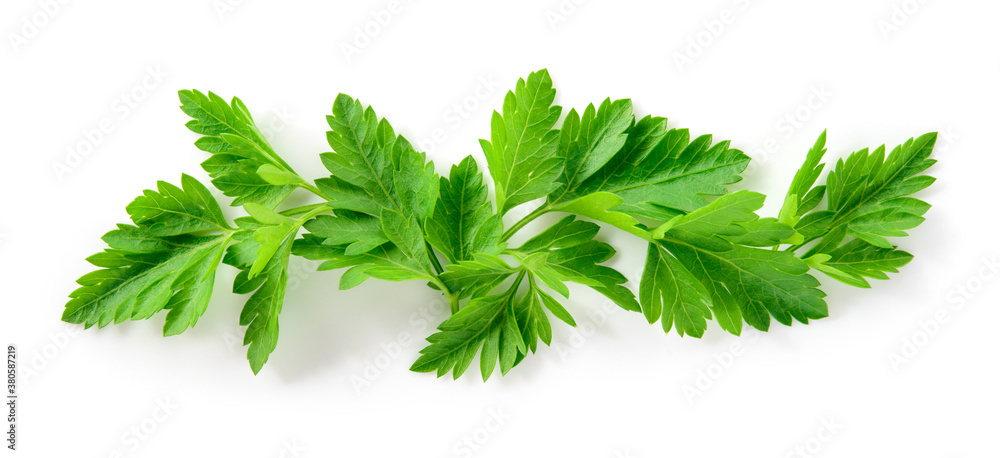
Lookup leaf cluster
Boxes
[63,70,937,379]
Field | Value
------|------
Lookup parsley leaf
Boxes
[178,90,302,209]
[425,156,504,264]
[796,133,937,250]
[804,237,914,289]
[555,116,750,223]
[650,191,828,334]
[63,175,233,336]
[480,69,563,215]
[411,272,527,380]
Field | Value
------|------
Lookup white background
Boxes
[2,0,998,456]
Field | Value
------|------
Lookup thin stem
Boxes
[295,205,332,224]
[297,182,325,198]
[501,204,551,242]
[426,241,445,275]
[429,277,460,314]
[279,202,329,217]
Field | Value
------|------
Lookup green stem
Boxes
[426,241,445,275]
[279,202,330,217]
[501,204,551,242]
[295,205,332,224]
[430,277,460,314]
[297,182,325,198]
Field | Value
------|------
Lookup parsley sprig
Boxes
[63,70,937,379]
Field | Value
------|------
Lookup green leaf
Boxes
[439,254,517,300]
[223,217,299,374]
[559,117,750,222]
[178,90,298,208]
[236,235,293,374]
[728,218,799,247]
[806,238,914,288]
[63,176,233,336]
[514,274,578,356]
[640,243,712,337]
[243,203,298,279]
[317,93,440,279]
[125,173,232,236]
[798,132,937,251]
[543,240,640,312]
[652,191,828,333]
[302,211,389,256]
[536,288,576,327]
[319,93,439,220]
[480,69,563,215]
[652,191,765,249]
[292,234,434,284]
[256,164,305,186]
[425,156,504,264]
[411,274,527,380]
[516,215,600,253]
[551,98,633,198]
[663,240,827,332]
[64,229,230,332]
[515,216,639,312]
[779,131,827,227]
[549,192,647,239]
